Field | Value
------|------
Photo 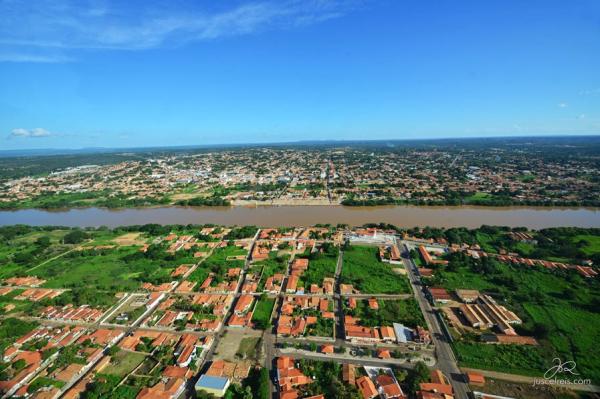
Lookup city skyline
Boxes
[2,0,600,150]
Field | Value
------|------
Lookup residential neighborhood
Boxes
[0,223,597,399]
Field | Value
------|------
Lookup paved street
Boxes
[399,239,471,399]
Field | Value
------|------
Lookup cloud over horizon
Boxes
[0,0,359,62]
[9,128,53,138]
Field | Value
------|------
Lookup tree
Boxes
[63,230,89,244]
[407,361,430,393]
[35,236,51,248]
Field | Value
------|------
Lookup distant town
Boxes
[1,137,599,210]
[0,222,597,398]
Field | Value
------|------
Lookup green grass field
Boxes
[442,259,600,383]
[34,247,174,293]
[298,249,338,287]
[341,245,410,294]
[251,297,275,329]
[572,234,600,256]
[348,299,425,328]
[253,255,288,291]
[191,245,248,284]
[109,350,147,377]
[236,337,261,360]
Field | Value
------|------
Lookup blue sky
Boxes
[1,0,599,150]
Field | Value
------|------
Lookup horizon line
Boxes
[2,134,600,157]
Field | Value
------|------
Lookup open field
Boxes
[341,245,410,294]
[437,255,600,383]
[251,296,275,329]
[297,246,338,287]
[346,298,425,329]
[108,350,147,377]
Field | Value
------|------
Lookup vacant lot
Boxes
[251,297,275,329]
[109,350,147,377]
[348,299,425,328]
[236,337,261,361]
[441,258,600,383]
[341,245,410,294]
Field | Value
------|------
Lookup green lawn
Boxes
[236,337,261,360]
[253,255,288,291]
[251,297,275,329]
[191,245,248,285]
[109,350,147,377]
[440,258,600,383]
[453,342,546,377]
[347,299,425,328]
[0,318,37,353]
[34,247,174,293]
[341,245,410,294]
[571,234,600,256]
[298,248,338,287]
[28,376,65,393]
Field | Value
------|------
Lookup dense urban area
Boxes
[1,137,600,209]
[0,222,598,399]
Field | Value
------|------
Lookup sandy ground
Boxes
[213,328,262,362]
[170,193,199,201]
[232,198,338,206]
[113,232,145,246]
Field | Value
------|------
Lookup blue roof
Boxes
[195,375,229,390]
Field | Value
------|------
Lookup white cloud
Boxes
[0,53,73,63]
[0,0,359,53]
[9,128,52,138]
[558,102,568,108]
[579,88,600,96]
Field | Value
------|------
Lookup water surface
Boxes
[0,205,598,229]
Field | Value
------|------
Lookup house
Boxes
[428,287,451,303]
[393,323,413,343]
[343,364,356,385]
[195,375,230,398]
[375,374,406,399]
[417,369,454,399]
[418,245,449,266]
[285,276,299,293]
[415,326,431,344]
[455,289,480,303]
[379,326,396,342]
[466,372,485,386]
[368,298,379,310]
[356,376,378,399]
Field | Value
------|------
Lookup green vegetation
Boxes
[254,254,288,291]
[341,245,410,294]
[27,376,65,392]
[307,316,334,337]
[346,299,425,328]
[108,350,146,377]
[190,244,247,285]
[224,226,258,240]
[251,296,274,329]
[0,318,37,353]
[34,247,170,296]
[453,342,546,377]
[176,195,230,206]
[434,245,600,383]
[81,373,141,399]
[296,359,361,399]
[298,242,338,287]
[236,337,261,360]
[0,189,170,210]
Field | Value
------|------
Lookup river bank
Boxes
[0,205,598,229]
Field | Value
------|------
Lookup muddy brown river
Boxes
[0,205,598,228]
